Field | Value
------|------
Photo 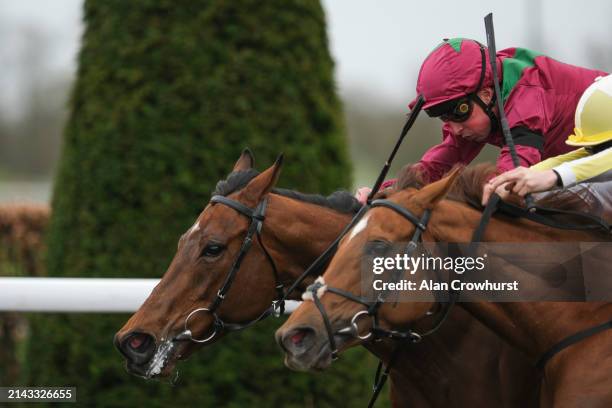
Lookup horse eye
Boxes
[201,243,225,258]
[366,239,391,256]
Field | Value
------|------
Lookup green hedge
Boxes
[24,0,387,406]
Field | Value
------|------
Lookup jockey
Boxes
[355,38,607,204]
[482,74,612,205]
[413,38,608,181]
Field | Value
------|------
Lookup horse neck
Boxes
[264,193,354,297]
[428,199,611,358]
[428,199,601,242]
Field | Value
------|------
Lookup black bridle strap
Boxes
[370,199,427,231]
[536,320,612,370]
[326,287,371,308]
[367,345,401,408]
[256,231,285,312]
[254,199,285,312]
[205,194,367,332]
[368,361,388,408]
[210,195,259,219]
[470,41,499,133]
[307,282,339,360]
[221,205,286,332]
[208,197,267,312]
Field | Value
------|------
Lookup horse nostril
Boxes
[117,332,156,365]
[282,327,315,353]
[128,334,150,352]
[291,331,306,346]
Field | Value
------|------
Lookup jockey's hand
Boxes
[482,167,558,205]
[481,180,511,205]
[355,187,372,205]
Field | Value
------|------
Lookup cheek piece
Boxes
[470,92,498,133]
[469,42,499,133]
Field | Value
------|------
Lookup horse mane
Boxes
[273,188,362,215]
[213,169,362,215]
[393,163,488,208]
[394,163,591,213]
[213,169,260,197]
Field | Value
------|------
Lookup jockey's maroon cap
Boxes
[409,38,491,111]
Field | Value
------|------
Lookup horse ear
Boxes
[241,154,283,203]
[233,148,255,172]
[416,166,462,208]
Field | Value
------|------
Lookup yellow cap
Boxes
[567,75,612,146]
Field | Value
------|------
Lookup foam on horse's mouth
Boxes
[145,339,176,378]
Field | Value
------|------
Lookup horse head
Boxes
[114,150,287,378]
[276,168,462,371]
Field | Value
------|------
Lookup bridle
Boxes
[303,199,457,362]
[303,198,457,408]
[170,190,372,345]
[173,194,285,344]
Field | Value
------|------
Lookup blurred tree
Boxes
[24,0,382,407]
[0,23,69,179]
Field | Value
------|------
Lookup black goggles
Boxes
[425,96,474,123]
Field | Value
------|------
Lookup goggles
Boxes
[426,96,474,123]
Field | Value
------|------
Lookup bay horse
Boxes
[277,165,612,407]
[114,150,358,377]
[114,153,538,406]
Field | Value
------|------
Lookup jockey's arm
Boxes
[530,148,588,179]
[532,147,612,187]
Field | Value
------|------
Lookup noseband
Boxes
[174,194,284,344]
[304,199,455,360]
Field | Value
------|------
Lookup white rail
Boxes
[0,277,300,314]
